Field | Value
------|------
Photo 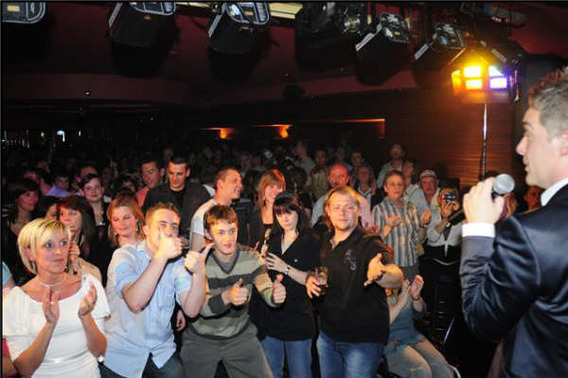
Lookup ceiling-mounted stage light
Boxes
[2,2,46,24]
[109,2,177,48]
[334,2,368,37]
[413,23,466,71]
[208,2,271,55]
[355,12,412,85]
[294,2,357,70]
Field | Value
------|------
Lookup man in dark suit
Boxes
[143,155,211,236]
[460,67,568,376]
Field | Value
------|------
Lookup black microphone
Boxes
[447,174,515,225]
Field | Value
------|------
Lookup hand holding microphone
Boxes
[464,174,515,224]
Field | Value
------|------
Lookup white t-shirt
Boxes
[189,198,218,243]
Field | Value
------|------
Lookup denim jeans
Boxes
[317,331,383,378]
[261,336,312,378]
[101,353,184,378]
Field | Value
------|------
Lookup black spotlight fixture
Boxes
[109,2,177,48]
[295,2,359,70]
[355,12,412,85]
[2,2,46,24]
[207,2,271,55]
[334,2,368,37]
[413,23,466,71]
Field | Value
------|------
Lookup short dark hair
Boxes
[145,202,181,225]
[58,195,96,258]
[204,205,238,232]
[169,155,187,166]
[140,153,162,169]
[80,173,101,189]
[214,167,240,188]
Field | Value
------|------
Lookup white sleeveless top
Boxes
[2,274,109,377]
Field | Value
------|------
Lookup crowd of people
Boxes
[2,68,566,378]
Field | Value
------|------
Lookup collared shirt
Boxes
[371,198,424,267]
[542,178,568,206]
[318,227,390,344]
[405,184,438,216]
[104,240,192,378]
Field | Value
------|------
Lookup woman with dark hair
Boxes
[58,196,104,284]
[37,196,59,220]
[1,178,40,285]
[80,173,109,231]
[262,193,319,378]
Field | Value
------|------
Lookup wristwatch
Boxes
[285,265,291,276]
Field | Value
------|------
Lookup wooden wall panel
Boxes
[382,102,515,189]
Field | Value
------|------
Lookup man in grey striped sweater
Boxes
[180,205,286,378]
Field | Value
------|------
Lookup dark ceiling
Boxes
[2,2,568,120]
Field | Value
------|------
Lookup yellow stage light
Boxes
[465,79,483,90]
[464,65,482,78]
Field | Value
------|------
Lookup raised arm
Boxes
[121,236,181,313]
[365,253,403,289]
[178,245,211,318]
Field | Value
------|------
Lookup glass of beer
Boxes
[315,266,329,295]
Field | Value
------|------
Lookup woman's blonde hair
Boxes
[18,218,71,275]
[307,166,330,200]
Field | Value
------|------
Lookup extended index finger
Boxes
[201,243,215,255]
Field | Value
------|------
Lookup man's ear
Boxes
[143,224,150,238]
[204,229,212,241]
[185,168,190,178]
[159,168,165,177]
[557,129,568,156]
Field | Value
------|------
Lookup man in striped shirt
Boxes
[180,205,286,378]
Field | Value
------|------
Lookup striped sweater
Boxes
[188,244,278,339]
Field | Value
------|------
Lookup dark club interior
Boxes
[2,2,568,378]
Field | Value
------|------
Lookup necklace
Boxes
[37,276,66,288]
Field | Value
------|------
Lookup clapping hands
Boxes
[78,282,98,317]
[42,288,60,325]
